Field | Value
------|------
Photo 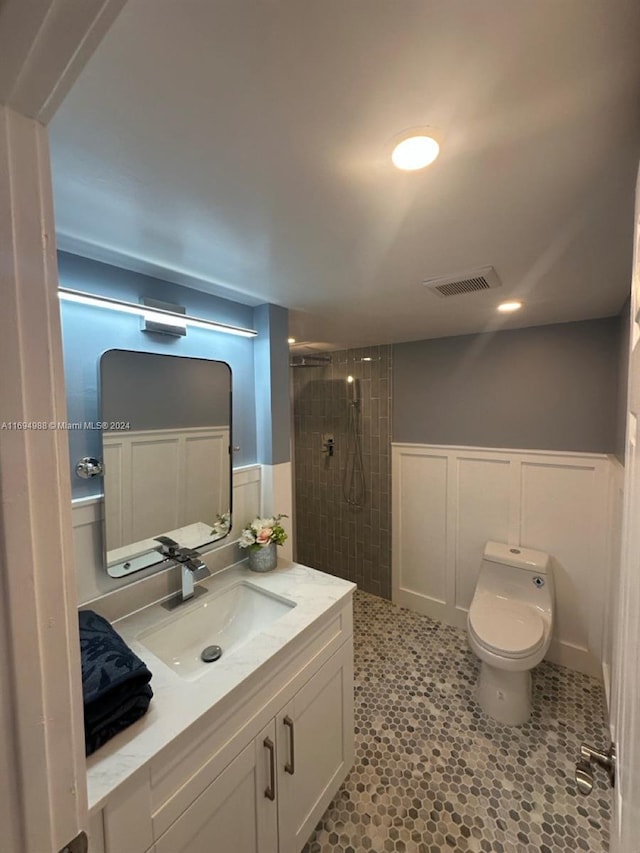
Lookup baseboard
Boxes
[392,588,467,632]
[546,638,602,680]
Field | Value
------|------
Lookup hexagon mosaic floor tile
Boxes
[302,591,611,853]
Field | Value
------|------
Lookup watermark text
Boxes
[1,421,130,431]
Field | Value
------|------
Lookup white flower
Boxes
[239,529,256,549]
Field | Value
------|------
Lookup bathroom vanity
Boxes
[85,561,355,853]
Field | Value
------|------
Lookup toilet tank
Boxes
[483,541,550,574]
[479,541,553,615]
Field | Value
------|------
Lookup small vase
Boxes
[247,542,278,573]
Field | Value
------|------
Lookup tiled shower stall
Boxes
[292,345,393,598]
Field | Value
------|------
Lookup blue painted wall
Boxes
[254,303,291,465]
[393,317,620,453]
[58,252,258,498]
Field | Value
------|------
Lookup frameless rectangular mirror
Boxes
[100,350,232,577]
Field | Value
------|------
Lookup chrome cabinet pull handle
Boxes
[283,715,295,775]
[264,737,276,800]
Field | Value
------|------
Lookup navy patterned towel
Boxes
[78,609,153,756]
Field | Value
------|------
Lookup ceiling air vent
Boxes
[423,266,501,298]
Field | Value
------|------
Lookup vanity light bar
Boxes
[58,287,258,338]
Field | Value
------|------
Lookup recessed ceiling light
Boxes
[391,131,440,171]
[287,337,296,344]
[497,301,523,313]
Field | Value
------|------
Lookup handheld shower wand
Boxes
[346,375,360,407]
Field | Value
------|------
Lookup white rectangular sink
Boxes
[137,581,296,680]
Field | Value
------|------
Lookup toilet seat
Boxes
[468,598,545,659]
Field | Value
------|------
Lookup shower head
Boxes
[290,355,332,368]
[347,375,360,406]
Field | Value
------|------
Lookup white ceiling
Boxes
[50,0,640,349]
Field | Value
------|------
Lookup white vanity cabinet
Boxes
[93,590,354,853]
[154,642,353,853]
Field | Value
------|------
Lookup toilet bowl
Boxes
[467,541,554,725]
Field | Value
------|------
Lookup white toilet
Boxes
[467,541,554,726]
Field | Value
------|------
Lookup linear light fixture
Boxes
[58,287,258,338]
[141,296,187,336]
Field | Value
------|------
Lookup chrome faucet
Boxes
[155,536,211,603]
[176,547,211,601]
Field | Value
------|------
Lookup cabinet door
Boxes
[277,640,354,853]
[155,720,278,853]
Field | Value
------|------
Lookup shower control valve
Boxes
[321,434,335,457]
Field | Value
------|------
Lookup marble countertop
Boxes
[86,560,355,812]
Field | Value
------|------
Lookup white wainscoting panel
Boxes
[396,450,448,605]
[455,456,511,611]
[393,444,618,677]
[519,460,609,670]
[103,427,229,550]
[103,439,123,547]
[184,432,229,526]
[133,438,180,538]
[73,464,261,605]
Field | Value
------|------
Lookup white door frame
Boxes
[0,2,124,851]
[609,163,640,852]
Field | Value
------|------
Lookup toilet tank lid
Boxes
[483,541,550,573]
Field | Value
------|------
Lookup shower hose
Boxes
[343,401,366,507]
